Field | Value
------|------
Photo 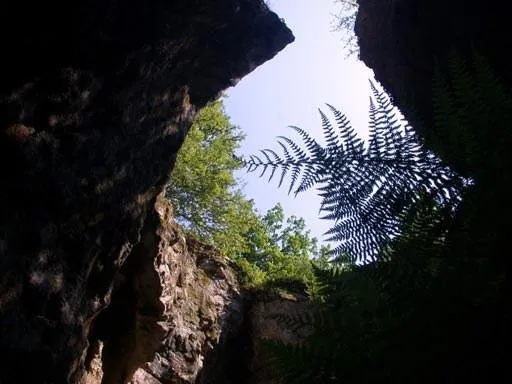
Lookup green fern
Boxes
[431,46,512,178]
[262,263,399,384]
[246,81,466,262]
[251,48,509,384]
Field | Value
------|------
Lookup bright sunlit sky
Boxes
[223,0,374,242]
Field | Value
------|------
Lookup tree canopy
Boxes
[166,99,328,290]
[235,203,331,288]
[166,100,259,257]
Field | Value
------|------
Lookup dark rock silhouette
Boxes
[0,1,293,382]
[355,2,510,382]
[355,0,510,177]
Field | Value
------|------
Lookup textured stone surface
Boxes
[80,196,311,384]
[81,195,245,384]
[247,291,312,384]
[0,1,293,382]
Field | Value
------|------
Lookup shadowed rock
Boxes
[0,1,293,382]
[355,0,511,177]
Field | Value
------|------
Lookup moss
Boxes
[197,270,210,286]
[262,277,309,296]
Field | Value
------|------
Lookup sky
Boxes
[223,0,374,243]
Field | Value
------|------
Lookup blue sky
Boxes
[223,0,374,243]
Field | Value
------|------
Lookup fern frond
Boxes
[256,49,507,384]
[432,47,512,177]
[246,82,466,261]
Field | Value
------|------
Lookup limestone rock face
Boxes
[80,196,311,384]
[0,1,293,382]
[81,196,246,384]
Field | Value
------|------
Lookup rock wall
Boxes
[247,291,312,384]
[355,0,511,177]
[79,196,310,384]
[0,1,294,382]
[81,195,246,384]
[355,2,510,379]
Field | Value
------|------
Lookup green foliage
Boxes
[251,49,509,384]
[431,47,512,179]
[262,196,506,383]
[263,259,436,383]
[166,100,328,292]
[235,258,267,288]
[166,100,260,257]
[236,203,331,291]
[246,81,467,262]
